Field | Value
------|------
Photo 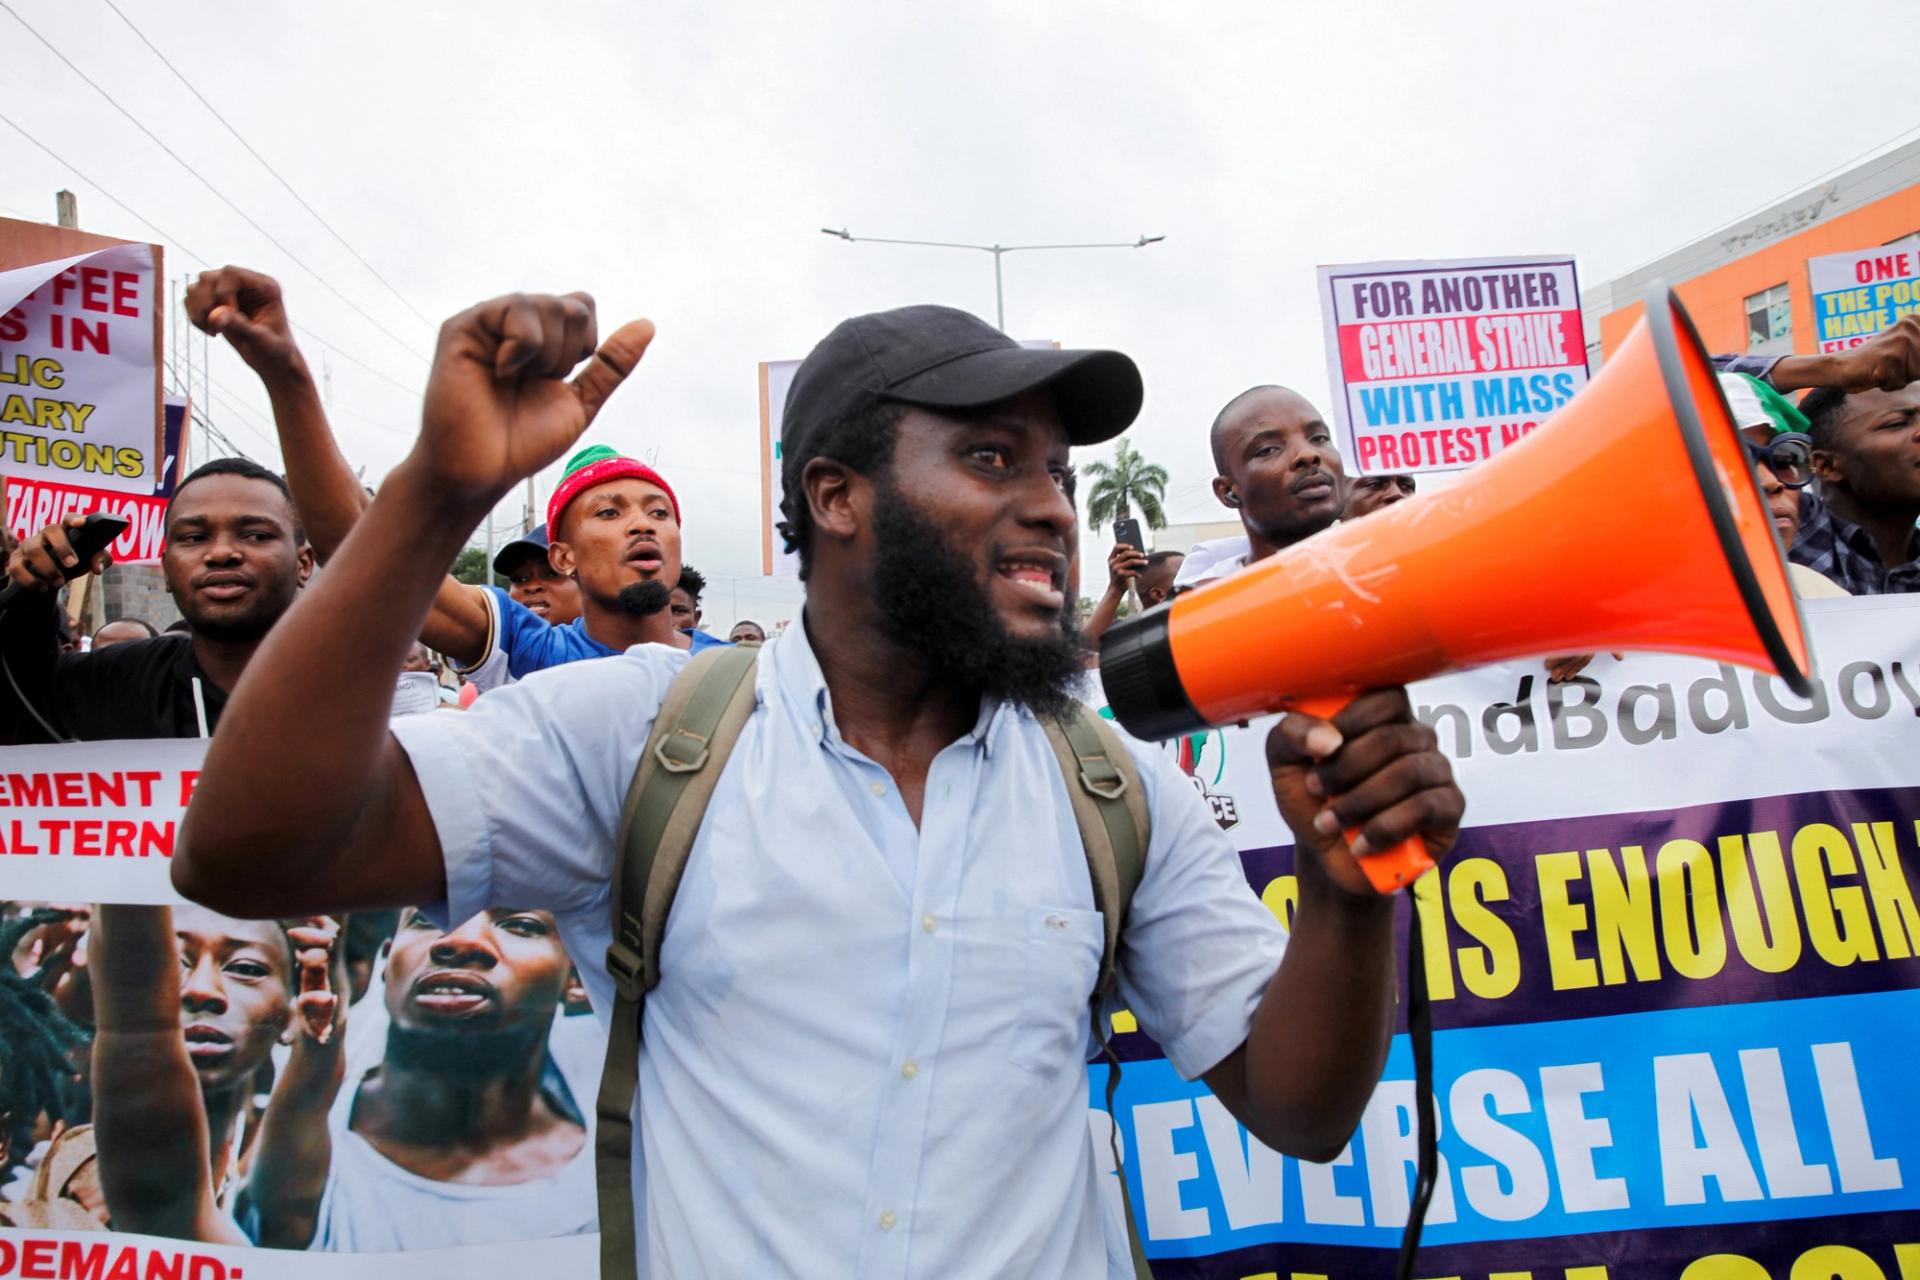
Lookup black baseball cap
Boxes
[781,305,1143,472]
[492,522,551,575]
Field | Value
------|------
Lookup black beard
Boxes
[383,1021,546,1078]
[868,482,1085,719]
[617,580,671,617]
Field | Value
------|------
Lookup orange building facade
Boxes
[1584,139,1920,363]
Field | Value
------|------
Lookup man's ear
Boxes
[1811,446,1846,487]
[296,542,316,586]
[548,538,577,577]
[802,458,865,548]
[1211,475,1239,508]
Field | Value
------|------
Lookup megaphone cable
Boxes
[1396,905,1438,1280]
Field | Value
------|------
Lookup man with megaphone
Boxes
[174,294,1468,1278]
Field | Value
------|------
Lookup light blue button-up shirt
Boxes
[390,618,1288,1278]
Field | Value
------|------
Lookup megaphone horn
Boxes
[1100,284,1813,892]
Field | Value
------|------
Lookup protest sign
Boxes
[1317,256,1589,478]
[1809,244,1920,353]
[757,358,801,578]
[2,397,188,565]
[0,220,164,497]
[1093,594,1920,1278]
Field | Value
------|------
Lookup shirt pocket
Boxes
[1009,906,1105,1081]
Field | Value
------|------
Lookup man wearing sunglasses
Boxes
[1719,373,1848,599]
[1715,314,1920,596]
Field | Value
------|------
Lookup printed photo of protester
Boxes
[0,898,598,1252]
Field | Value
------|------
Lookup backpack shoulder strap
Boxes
[1043,705,1150,992]
[1043,703,1155,1279]
[596,642,760,1280]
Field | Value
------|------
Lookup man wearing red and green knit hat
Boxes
[177,264,721,695]
[445,443,727,689]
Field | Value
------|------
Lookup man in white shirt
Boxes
[310,908,595,1252]
[177,295,1465,1277]
[1174,385,1346,589]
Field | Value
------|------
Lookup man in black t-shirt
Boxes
[1,457,312,742]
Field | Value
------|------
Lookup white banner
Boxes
[1095,594,1920,1277]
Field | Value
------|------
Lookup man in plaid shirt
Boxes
[1714,316,1920,596]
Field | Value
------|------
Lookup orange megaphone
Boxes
[1099,285,1812,893]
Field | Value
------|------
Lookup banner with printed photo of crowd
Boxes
[1317,254,1590,478]
[0,738,602,1277]
[1092,594,1920,1279]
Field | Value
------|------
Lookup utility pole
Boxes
[53,191,103,635]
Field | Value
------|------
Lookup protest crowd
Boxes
[0,239,1917,1280]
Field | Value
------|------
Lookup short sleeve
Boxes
[448,587,504,678]
[1115,743,1288,1082]
[491,588,559,680]
[388,645,690,926]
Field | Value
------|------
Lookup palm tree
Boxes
[1083,436,1169,531]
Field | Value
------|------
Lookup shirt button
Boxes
[870,781,887,796]
[878,1210,897,1231]
[921,914,937,934]
[901,1059,918,1079]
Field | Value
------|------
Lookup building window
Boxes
[1745,283,1792,354]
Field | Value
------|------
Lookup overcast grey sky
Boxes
[6,0,1919,628]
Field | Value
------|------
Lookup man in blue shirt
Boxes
[187,267,718,689]
[178,293,1464,1277]
[494,523,581,626]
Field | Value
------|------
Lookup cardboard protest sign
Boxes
[1317,256,1589,477]
[2,397,188,565]
[1093,595,1920,1278]
[1809,244,1920,353]
[0,220,164,498]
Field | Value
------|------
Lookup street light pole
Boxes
[821,228,1165,331]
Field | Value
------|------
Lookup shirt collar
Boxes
[768,609,1016,757]
[1809,486,1920,567]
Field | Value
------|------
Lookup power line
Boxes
[1,107,213,259]
[96,0,439,334]
[0,108,424,399]
[0,0,430,366]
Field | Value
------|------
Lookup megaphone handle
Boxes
[1290,695,1436,895]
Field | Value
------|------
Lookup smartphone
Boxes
[1112,517,1144,551]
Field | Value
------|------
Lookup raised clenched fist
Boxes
[412,292,655,511]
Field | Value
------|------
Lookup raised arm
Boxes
[1759,314,1920,394]
[244,917,347,1249]
[173,293,654,919]
[185,267,495,666]
[88,905,236,1244]
[1082,541,1147,646]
